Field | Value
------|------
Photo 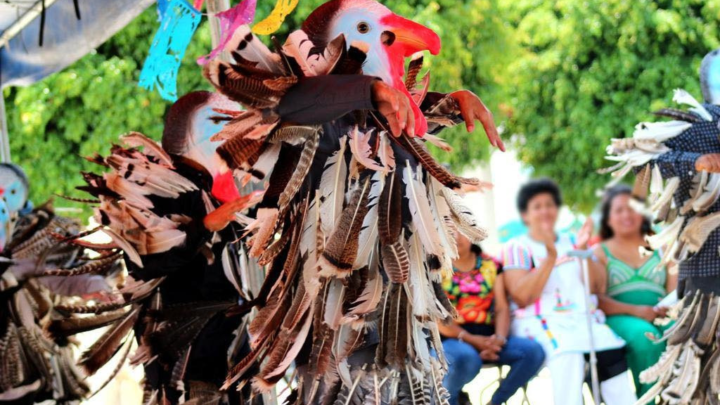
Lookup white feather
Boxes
[348,127,387,172]
[441,187,487,244]
[403,165,443,256]
[353,171,384,269]
[323,278,345,330]
[283,31,319,77]
[344,265,383,319]
[378,132,396,172]
[250,143,281,182]
[647,215,684,251]
[680,211,720,253]
[673,89,712,121]
[428,178,457,274]
[319,136,348,237]
[227,25,283,74]
[407,233,430,317]
[632,121,693,142]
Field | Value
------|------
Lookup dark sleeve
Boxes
[651,150,701,180]
[277,75,377,124]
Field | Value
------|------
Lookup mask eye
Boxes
[357,22,370,34]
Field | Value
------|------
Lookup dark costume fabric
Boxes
[0,201,118,404]
[200,1,489,403]
[73,135,253,405]
[605,90,720,404]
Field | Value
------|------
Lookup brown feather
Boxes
[203,62,284,109]
[267,124,319,145]
[264,146,302,202]
[378,171,403,245]
[79,307,140,375]
[216,136,265,170]
[384,284,409,369]
[432,281,457,321]
[381,241,410,284]
[43,251,121,276]
[633,163,652,200]
[653,108,702,123]
[49,309,128,337]
[405,54,424,92]
[54,300,130,315]
[397,135,478,189]
[278,128,321,213]
[329,42,367,76]
[222,334,270,390]
[321,178,371,274]
[309,280,336,377]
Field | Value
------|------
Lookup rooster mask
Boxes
[162,91,242,203]
[302,0,441,136]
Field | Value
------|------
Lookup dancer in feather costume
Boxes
[0,164,120,404]
[200,0,502,403]
[71,91,262,404]
[604,49,720,404]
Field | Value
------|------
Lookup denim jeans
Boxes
[442,336,546,405]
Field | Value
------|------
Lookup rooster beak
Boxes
[380,13,441,56]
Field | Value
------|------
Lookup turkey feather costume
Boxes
[201,0,495,403]
[68,92,262,404]
[0,164,120,404]
[604,49,720,404]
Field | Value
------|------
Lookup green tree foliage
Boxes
[503,0,720,210]
[4,10,213,208]
[3,0,512,208]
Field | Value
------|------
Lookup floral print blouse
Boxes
[442,255,502,335]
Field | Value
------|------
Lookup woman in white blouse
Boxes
[502,179,636,405]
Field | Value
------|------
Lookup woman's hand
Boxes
[576,217,594,250]
[466,334,502,358]
[537,225,558,258]
[653,306,669,318]
[449,90,505,151]
[632,305,658,322]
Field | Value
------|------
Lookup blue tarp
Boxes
[1,0,155,89]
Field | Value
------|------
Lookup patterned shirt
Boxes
[651,104,720,278]
[443,255,502,336]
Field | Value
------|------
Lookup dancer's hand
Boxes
[696,153,720,173]
[450,90,505,151]
[372,80,414,137]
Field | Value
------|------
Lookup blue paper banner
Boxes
[139,0,200,101]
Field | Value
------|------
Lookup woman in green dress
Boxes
[592,185,677,400]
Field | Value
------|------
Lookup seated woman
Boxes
[439,232,545,405]
[591,185,676,401]
[502,179,636,405]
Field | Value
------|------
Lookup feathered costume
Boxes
[604,50,720,404]
[0,165,119,404]
[199,1,494,403]
[71,91,263,404]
